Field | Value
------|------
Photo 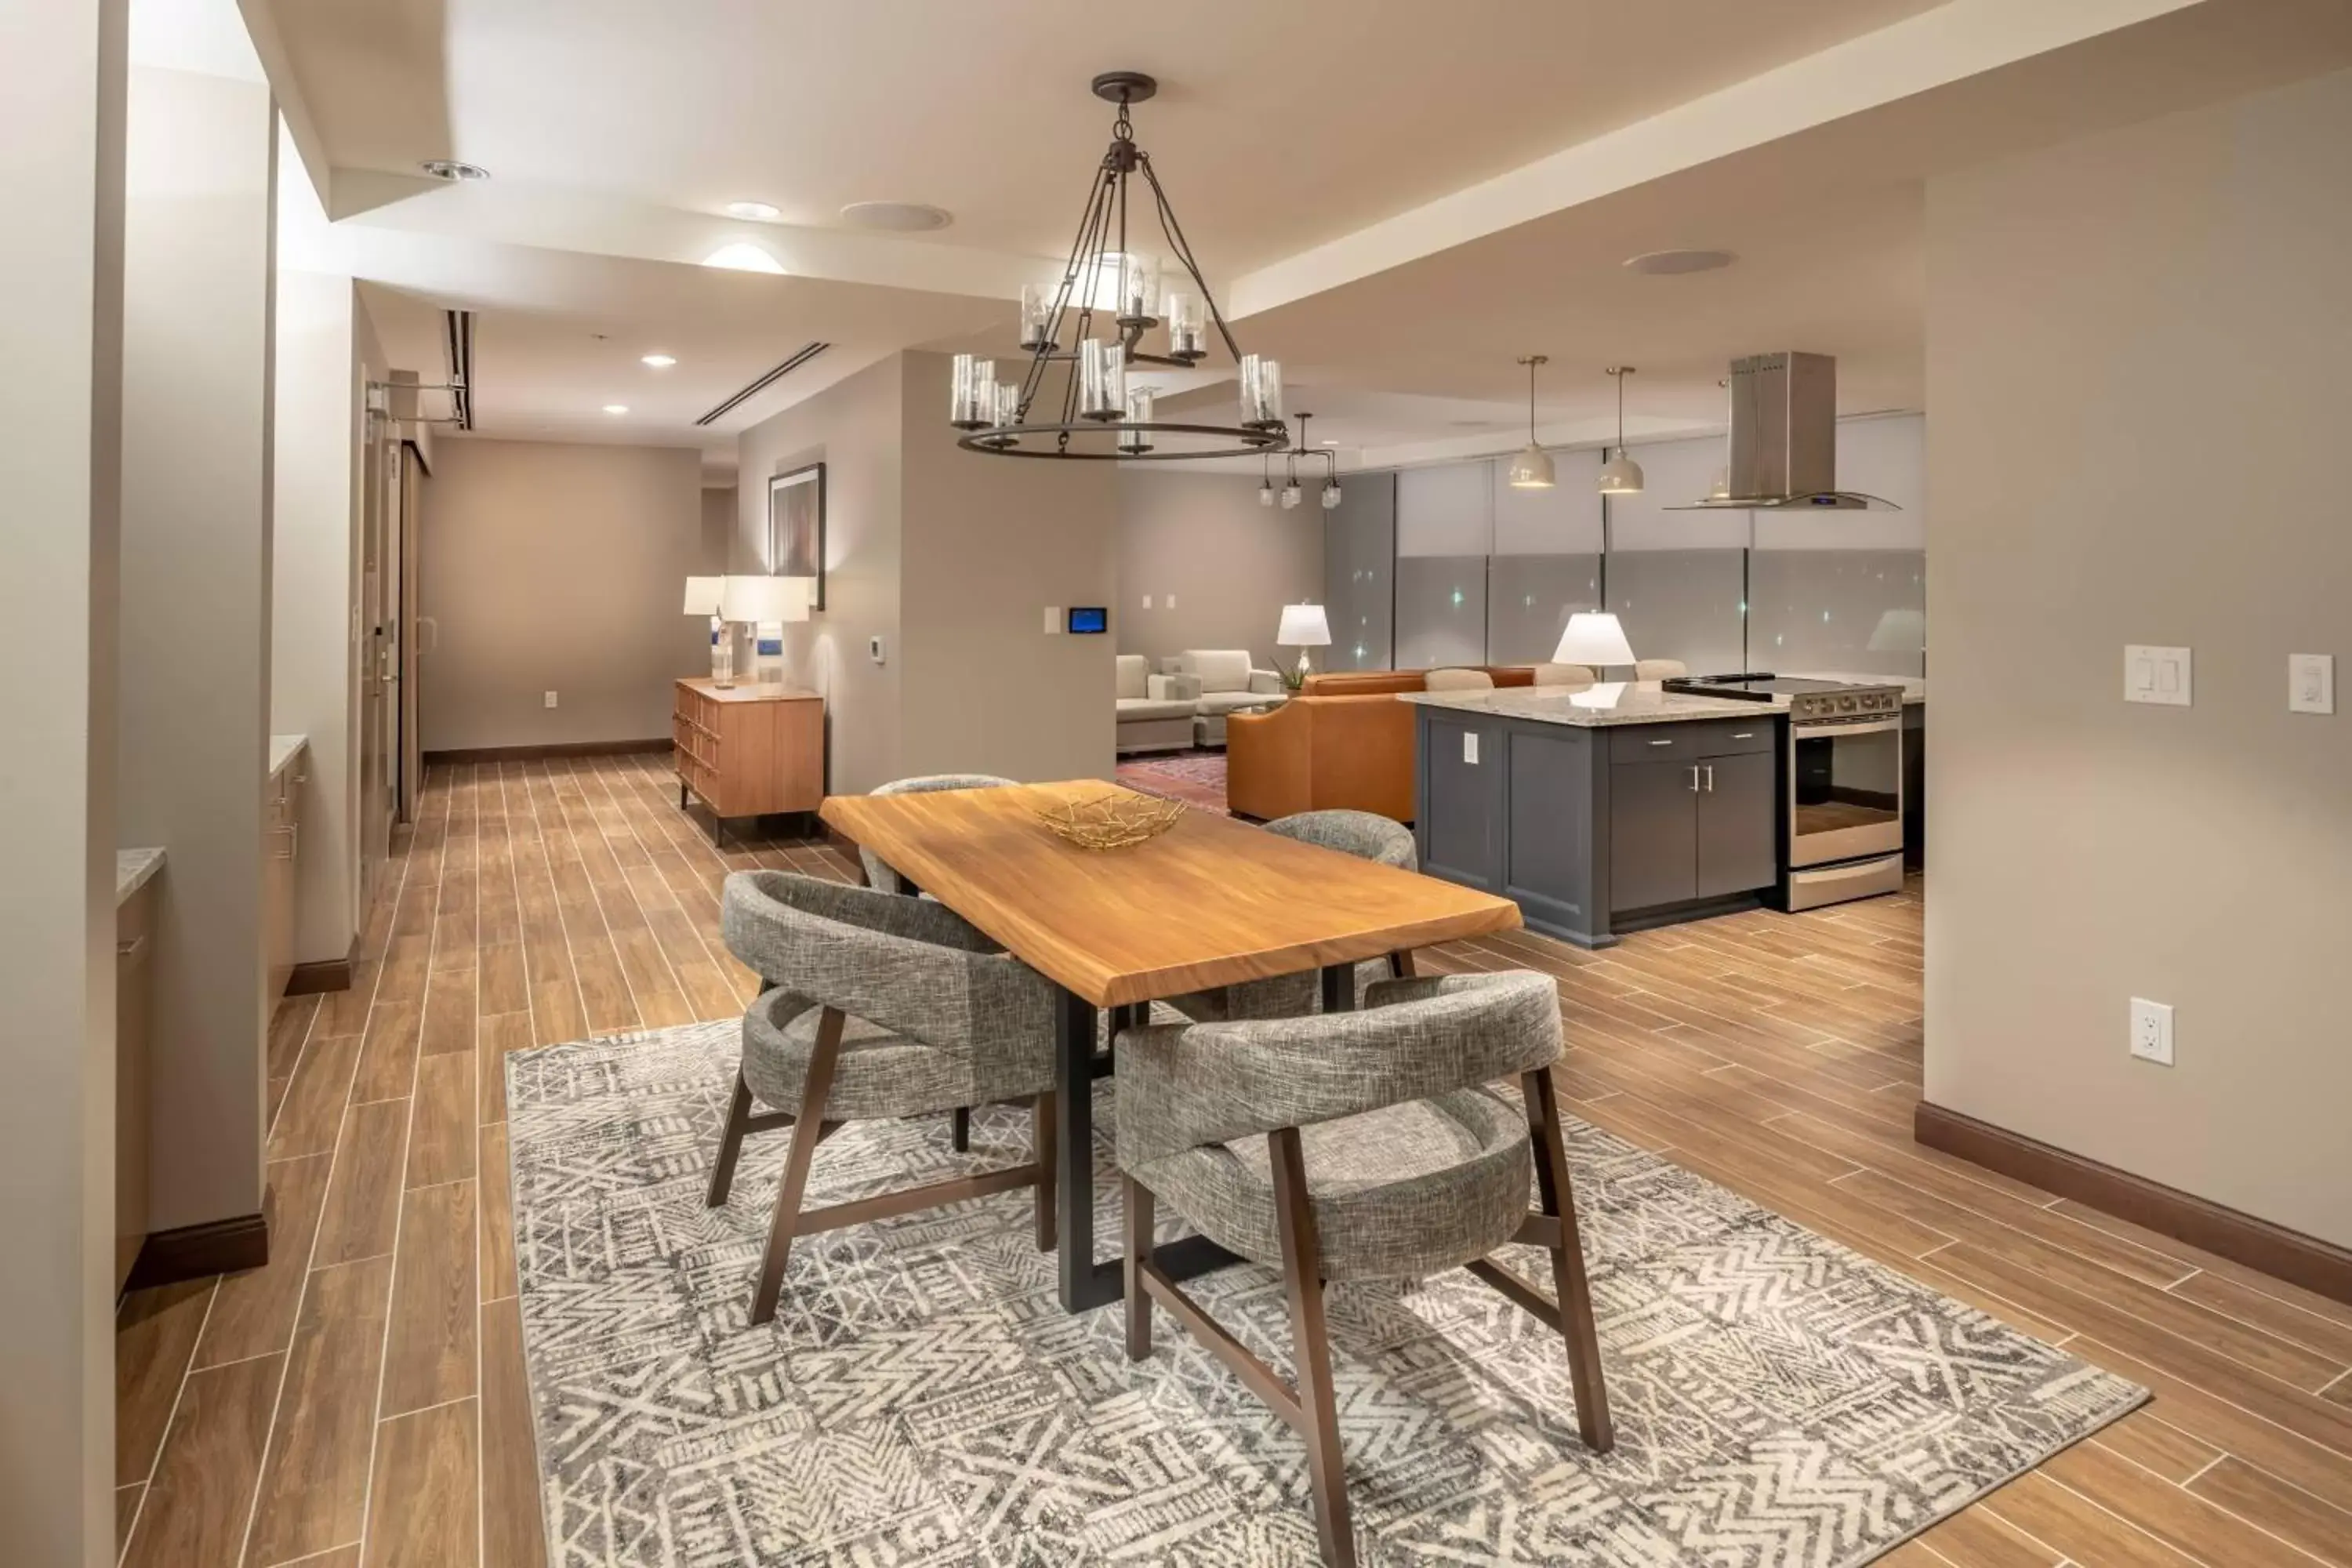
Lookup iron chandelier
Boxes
[950,72,1290,461]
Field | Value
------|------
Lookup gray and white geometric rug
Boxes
[507,1020,2146,1566]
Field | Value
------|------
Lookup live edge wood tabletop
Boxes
[820,779,1522,1008]
[673,678,824,826]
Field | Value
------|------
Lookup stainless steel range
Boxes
[1662,673,1907,909]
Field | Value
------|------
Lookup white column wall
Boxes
[0,2,129,1559]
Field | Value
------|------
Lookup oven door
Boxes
[1788,717,1904,867]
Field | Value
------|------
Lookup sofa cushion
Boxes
[1423,668,1495,692]
[1116,653,1149,701]
[1196,689,1282,717]
[1181,649,1254,694]
[1116,697,1196,721]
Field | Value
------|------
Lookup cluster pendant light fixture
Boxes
[1598,365,1645,495]
[1506,355,1555,489]
[1258,412,1341,510]
[949,72,1288,463]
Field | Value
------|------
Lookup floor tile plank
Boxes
[380,1179,477,1417]
[242,1255,394,1567]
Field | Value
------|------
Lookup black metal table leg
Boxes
[1054,986,1123,1312]
[1320,962,1356,1014]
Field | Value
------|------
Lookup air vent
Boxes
[442,309,475,431]
[695,343,830,426]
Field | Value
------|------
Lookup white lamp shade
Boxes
[1505,444,1555,488]
[683,575,725,615]
[1276,603,1331,646]
[721,574,810,624]
[1554,611,1636,667]
[1596,452,1646,495]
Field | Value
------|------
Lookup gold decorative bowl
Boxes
[1035,791,1186,851]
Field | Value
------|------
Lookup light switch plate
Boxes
[1140,594,1152,610]
[2289,652,2335,714]
[543,691,558,709]
[1043,606,1061,634]
[868,635,886,665]
[1462,731,1479,765]
[1165,593,1176,610]
[2124,645,2192,706]
[2129,997,2174,1065]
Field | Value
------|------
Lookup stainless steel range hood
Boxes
[1668,350,1897,510]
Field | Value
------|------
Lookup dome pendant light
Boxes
[1507,354,1555,489]
[1597,365,1645,495]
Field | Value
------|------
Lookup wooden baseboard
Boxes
[124,1210,269,1291]
[1915,1101,2352,1307]
[422,738,670,765]
[285,933,361,996]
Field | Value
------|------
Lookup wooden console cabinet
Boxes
[673,678,825,834]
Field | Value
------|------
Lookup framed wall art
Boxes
[767,461,826,611]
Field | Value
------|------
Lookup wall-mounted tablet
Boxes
[1067,606,1108,634]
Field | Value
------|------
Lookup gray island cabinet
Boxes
[1406,688,1784,948]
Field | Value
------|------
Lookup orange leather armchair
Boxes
[1225,666,1534,823]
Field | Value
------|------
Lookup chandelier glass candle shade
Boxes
[950,72,1290,463]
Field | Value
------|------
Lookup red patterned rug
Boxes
[1116,749,1229,815]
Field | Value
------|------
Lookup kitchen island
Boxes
[1404,684,1790,947]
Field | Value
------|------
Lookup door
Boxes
[1696,751,1778,898]
[357,398,397,898]
[1788,717,1903,867]
[398,443,426,822]
[1608,759,1698,911]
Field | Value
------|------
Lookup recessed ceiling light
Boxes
[641,353,677,368]
[840,201,953,232]
[702,242,786,274]
[602,405,630,416]
[1623,248,1737,275]
[724,200,782,221]
[420,159,489,183]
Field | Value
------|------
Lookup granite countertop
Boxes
[1782,671,1929,705]
[1399,684,1792,728]
[118,848,165,906]
[270,733,309,779]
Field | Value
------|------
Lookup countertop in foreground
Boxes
[118,848,165,906]
[270,733,309,779]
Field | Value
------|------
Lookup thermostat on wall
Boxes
[1066,606,1108,634]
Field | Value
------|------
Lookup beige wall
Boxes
[1925,67,2352,1247]
[118,61,278,1236]
[0,0,125,1557]
[733,354,906,793]
[900,351,1117,783]
[731,350,1120,793]
[1117,469,1323,666]
[421,438,715,751]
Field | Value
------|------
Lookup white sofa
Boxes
[1116,654,1199,755]
[1170,648,1285,746]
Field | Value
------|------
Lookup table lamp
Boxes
[683,575,728,684]
[1554,612,1637,680]
[722,574,811,684]
[1275,602,1332,687]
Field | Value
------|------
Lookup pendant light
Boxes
[1597,365,1645,495]
[1506,354,1555,488]
[1258,449,1276,507]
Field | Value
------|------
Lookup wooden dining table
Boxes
[819,780,1523,1312]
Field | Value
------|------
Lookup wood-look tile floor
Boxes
[115,755,2352,1568]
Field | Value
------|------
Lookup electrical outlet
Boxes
[1462,731,1479,765]
[2289,652,2335,714]
[1141,594,1152,610]
[2129,997,2174,1065]
[543,691,558,709]
[1165,593,1176,610]
[1043,606,1061,634]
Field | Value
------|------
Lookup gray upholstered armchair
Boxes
[1162,809,1421,1025]
[710,870,1060,1325]
[855,773,1018,895]
[1116,971,1612,1566]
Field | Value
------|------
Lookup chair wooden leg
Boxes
[750,1007,844,1327]
[951,1105,971,1152]
[706,1069,755,1208]
[1123,1175,1154,1361]
[1270,1126,1355,1568]
[1033,1092,1058,1253]
[1523,1067,1613,1452]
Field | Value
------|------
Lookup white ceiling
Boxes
[245,0,2352,473]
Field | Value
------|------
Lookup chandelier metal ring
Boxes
[948,71,1290,463]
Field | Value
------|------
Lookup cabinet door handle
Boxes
[1704,764,1715,793]
[117,935,147,959]
[1689,765,1700,792]
[1731,731,1755,739]
[1649,738,1675,746]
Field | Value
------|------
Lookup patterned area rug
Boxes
[1116,750,1229,815]
[507,1021,2144,1566]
